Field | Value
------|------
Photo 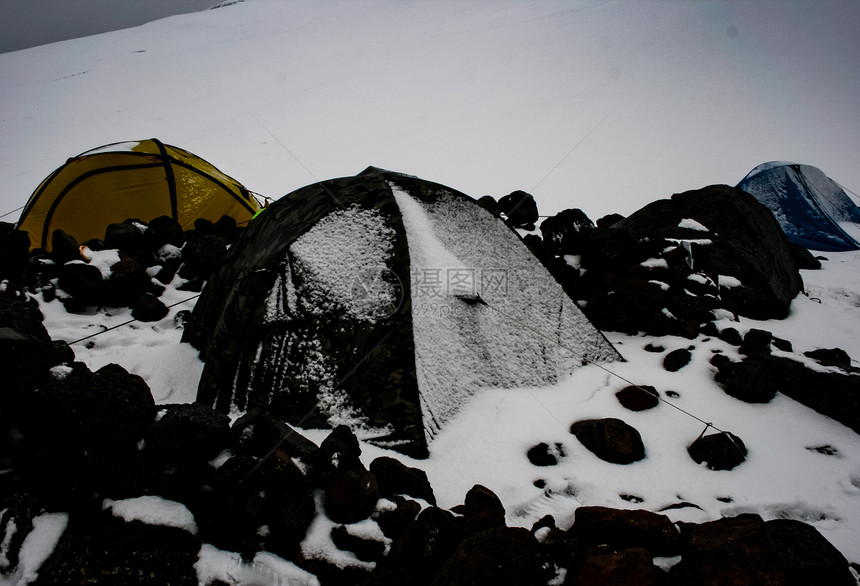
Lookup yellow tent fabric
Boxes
[17,139,259,251]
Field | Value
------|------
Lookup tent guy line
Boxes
[495,112,610,227]
[530,113,610,195]
[481,294,745,455]
[248,111,348,209]
[62,294,201,346]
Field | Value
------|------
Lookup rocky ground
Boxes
[1,187,858,584]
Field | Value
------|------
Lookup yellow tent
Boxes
[17,139,259,251]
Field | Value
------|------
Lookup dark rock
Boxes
[714,353,860,433]
[596,213,625,228]
[104,222,145,258]
[230,408,320,464]
[378,506,463,584]
[644,343,665,353]
[663,347,693,371]
[668,513,854,586]
[17,364,155,508]
[610,185,804,320]
[578,229,641,272]
[573,546,662,586]
[476,195,501,216]
[717,326,743,346]
[145,402,231,464]
[213,215,239,239]
[789,243,822,270]
[615,385,659,411]
[540,208,595,255]
[687,431,748,470]
[763,518,854,585]
[325,469,380,524]
[668,514,776,585]
[432,526,544,586]
[370,456,436,505]
[104,252,153,307]
[131,292,169,322]
[81,238,106,251]
[177,233,229,283]
[200,451,315,555]
[804,347,852,369]
[570,418,645,464]
[740,328,773,355]
[773,336,793,352]
[538,528,589,582]
[50,230,80,264]
[317,424,365,481]
[659,501,704,512]
[193,217,215,235]
[331,524,387,562]
[459,484,506,536]
[531,514,556,535]
[713,356,781,403]
[33,515,200,586]
[522,234,545,258]
[0,223,31,283]
[145,215,184,250]
[526,442,565,466]
[25,363,155,446]
[259,449,317,553]
[498,190,539,230]
[0,295,68,397]
[374,495,422,540]
[57,262,103,307]
[568,506,681,556]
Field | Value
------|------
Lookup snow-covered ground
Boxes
[28,246,860,582]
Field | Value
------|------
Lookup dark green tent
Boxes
[184,168,620,458]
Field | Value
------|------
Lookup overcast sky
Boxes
[0,0,217,53]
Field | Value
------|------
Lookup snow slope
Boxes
[1,0,859,223]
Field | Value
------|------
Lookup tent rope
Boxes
[64,294,201,346]
[0,205,25,220]
[479,297,745,453]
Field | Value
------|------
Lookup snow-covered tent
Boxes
[184,168,620,458]
[737,162,860,251]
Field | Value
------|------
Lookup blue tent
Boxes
[737,162,860,252]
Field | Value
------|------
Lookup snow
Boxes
[301,492,376,572]
[103,496,198,535]
[678,218,709,232]
[718,275,743,289]
[195,544,320,586]
[0,513,68,586]
[641,258,669,269]
[290,205,398,322]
